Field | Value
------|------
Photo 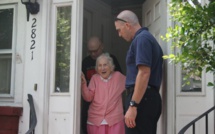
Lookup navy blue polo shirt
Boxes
[125,27,163,90]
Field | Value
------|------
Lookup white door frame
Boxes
[166,0,177,133]
[70,0,83,133]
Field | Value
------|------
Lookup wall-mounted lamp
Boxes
[21,0,40,21]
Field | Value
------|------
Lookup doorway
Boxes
[81,0,167,134]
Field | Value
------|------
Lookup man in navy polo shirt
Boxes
[114,10,163,134]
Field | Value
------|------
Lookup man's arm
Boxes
[125,65,151,128]
[132,65,150,103]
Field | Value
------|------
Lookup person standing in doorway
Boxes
[81,36,122,134]
[114,10,163,134]
[81,53,125,134]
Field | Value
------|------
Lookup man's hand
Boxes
[125,106,137,128]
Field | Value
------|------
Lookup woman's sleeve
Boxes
[116,72,126,93]
[120,73,126,92]
[81,76,96,102]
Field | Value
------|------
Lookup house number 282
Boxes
[30,18,37,60]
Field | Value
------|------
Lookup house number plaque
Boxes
[30,18,37,60]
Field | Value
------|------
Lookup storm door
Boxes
[48,0,83,134]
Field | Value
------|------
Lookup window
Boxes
[54,5,72,93]
[0,6,15,97]
[176,64,206,96]
[181,68,202,92]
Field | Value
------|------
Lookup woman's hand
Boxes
[81,72,87,85]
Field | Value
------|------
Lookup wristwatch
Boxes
[130,100,139,107]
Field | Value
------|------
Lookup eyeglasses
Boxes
[115,17,127,23]
[88,45,102,54]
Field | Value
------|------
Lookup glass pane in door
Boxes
[55,6,72,92]
[181,69,202,92]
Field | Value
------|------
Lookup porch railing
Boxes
[178,105,215,134]
[26,94,37,134]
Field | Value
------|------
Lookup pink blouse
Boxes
[81,71,126,126]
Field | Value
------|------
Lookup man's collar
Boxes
[134,27,148,37]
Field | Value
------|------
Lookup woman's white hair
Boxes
[95,53,115,72]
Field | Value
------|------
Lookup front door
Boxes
[47,0,83,134]
[142,0,167,134]
[175,66,215,133]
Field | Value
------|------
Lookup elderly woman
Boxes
[81,53,125,134]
